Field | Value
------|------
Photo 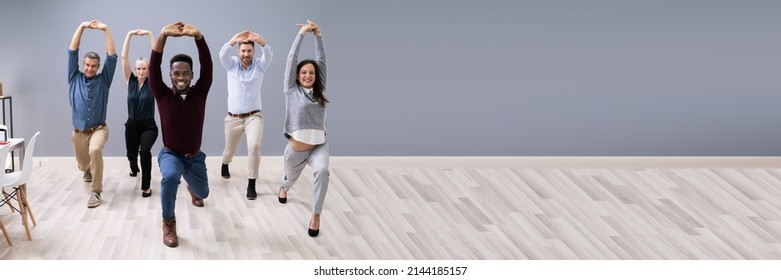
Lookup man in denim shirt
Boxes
[67,19,117,209]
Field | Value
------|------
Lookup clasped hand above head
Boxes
[230,30,265,45]
[82,19,108,31]
[230,30,250,45]
[161,22,201,38]
[161,22,184,37]
[130,29,151,36]
[296,20,320,35]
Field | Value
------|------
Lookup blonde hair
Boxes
[135,57,149,68]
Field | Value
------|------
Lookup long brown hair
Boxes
[296,59,328,107]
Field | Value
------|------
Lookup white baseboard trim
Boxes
[32,156,781,168]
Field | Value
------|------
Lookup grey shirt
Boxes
[283,33,327,138]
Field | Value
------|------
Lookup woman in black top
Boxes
[121,29,159,197]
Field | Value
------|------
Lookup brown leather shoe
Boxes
[163,217,178,247]
[187,187,204,207]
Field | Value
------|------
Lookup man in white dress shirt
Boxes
[218,30,272,200]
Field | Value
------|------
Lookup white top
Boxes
[289,87,325,145]
[220,42,273,114]
[289,129,325,145]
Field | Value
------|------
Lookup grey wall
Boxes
[1,0,780,156]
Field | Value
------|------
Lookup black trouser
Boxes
[125,118,159,190]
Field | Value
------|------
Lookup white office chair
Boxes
[1,131,39,242]
[0,144,12,245]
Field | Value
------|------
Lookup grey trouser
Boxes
[281,142,329,213]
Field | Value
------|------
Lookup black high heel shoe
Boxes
[142,189,152,198]
[278,187,287,204]
[129,170,138,177]
[308,218,319,237]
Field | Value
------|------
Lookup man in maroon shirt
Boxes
[148,22,212,248]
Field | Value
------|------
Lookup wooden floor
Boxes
[1,157,781,260]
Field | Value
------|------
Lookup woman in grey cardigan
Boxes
[279,20,329,237]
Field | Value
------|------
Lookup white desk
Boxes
[3,138,24,171]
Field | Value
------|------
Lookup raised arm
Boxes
[149,22,183,97]
[249,31,267,47]
[121,31,132,82]
[284,21,316,91]
[249,31,273,71]
[121,29,155,83]
[95,20,116,56]
[220,31,248,69]
[311,21,326,86]
[68,21,91,82]
[228,30,249,46]
[183,23,203,41]
[69,20,92,51]
[184,24,212,93]
[153,22,183,53]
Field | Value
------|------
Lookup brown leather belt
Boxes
[228,110,260,118]
[163,146,199,159]
[74,122,106,134]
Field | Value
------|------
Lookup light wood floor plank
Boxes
[2,157,781,259]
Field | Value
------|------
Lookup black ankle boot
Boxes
[221,164,230,179]
[247,179,257,200]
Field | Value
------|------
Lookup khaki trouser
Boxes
[221,112,264,179]
[71,126,109,193]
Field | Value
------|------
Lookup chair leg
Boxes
[15,190,31,241]
[0,219,12,246]
[2,189,12,214]
[18,185,35,226]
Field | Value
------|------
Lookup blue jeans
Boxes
[158,149,209,219]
